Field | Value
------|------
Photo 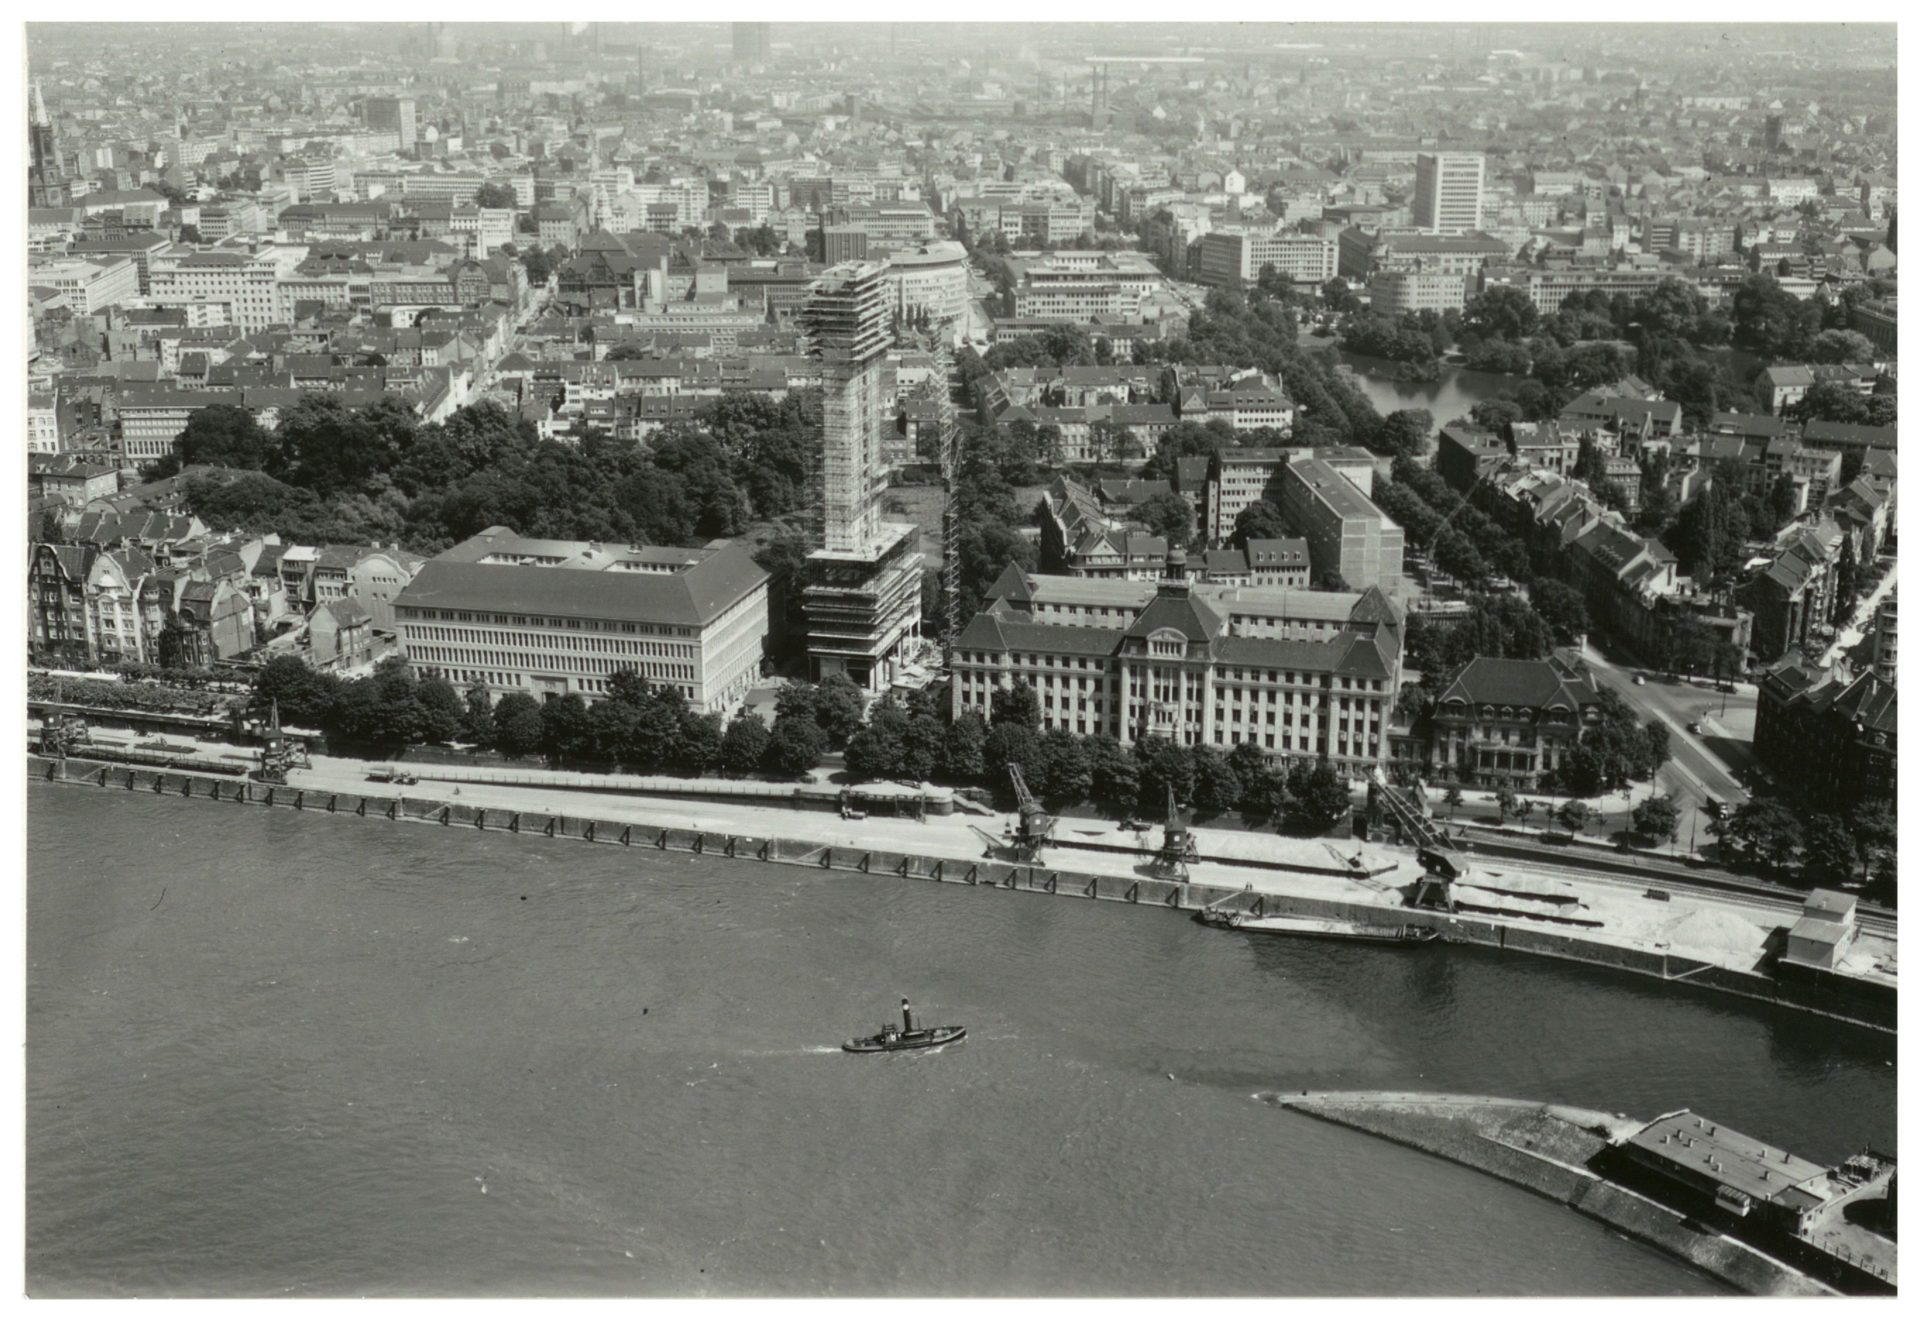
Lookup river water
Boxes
[26,786,1896,1297]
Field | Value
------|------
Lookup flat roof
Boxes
[395,530,767,628]
[1626,1111,1829,1204]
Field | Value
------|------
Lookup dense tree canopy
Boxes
[162,392,827,557]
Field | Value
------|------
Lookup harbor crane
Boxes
[1365,769,1468,911]
[969,762,1056,863]
[1145,786,1202,882]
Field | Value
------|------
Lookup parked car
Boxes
[1634,674,1647,686]
[1687,721,1703,735]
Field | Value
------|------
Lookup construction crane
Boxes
[1365,768,1468,910]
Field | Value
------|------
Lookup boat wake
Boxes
[734,1046,843,1057]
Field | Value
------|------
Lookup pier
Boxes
[1275,1091,1895,1296]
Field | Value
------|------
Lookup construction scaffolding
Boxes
[930,328,964,667]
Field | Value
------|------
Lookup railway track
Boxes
[1468,841,1897,938]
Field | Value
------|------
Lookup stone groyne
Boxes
[1272,1091,1835,1297]
[26,754,1895,1034]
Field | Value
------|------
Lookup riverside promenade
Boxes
[28,739,1896,1031]
[284,754,1896,992]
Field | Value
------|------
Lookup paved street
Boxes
[1820,560,1898,669]
[1575,643,1756,852]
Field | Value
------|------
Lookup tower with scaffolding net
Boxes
[797,261,926,692]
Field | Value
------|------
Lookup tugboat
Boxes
[842,998,966,1054]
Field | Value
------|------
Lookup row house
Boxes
[1036,474,1168,581]
[1191,538,1312,589]
[29,454,123,505]
[1564,518,1683,658]
[270,542,426,633]
[1509,421,1580,476]
[28,543,162,667]
[1756,362,1881,415]
[1556,392,1684,445]
[27,539,258,668]
[1755,660,1896,810]
[1743,519,1850,663]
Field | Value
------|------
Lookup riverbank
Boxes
[29,752,1895,1032]
[1272,1091,1888,1296]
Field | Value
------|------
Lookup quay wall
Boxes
[26,755,1893,1034]
[1279,1093,1832,1298]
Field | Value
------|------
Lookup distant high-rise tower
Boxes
[798,262,925,690]
[732,22,772,65]
[365,95,418,152]
[1091,63,1111,130]
[1412,152,1485,233]
[28,81,63,208]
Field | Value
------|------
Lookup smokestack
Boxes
[901,998,913,1033]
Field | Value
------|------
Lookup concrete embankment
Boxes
[25,753,1894,1033]
[1272,1092,1833,1297]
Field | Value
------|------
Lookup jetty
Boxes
[1274,1091,1895,1296]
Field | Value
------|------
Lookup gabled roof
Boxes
[1123,586,1222,642]
[1828,670,1896,734]
[1244,537,1309,569]
[1348,584,1401,627]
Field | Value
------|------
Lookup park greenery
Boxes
[1339,274,1895,435]
[148,392,824,564]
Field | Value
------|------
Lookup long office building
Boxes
[1278,456,1405,591]
[392,527,770,714]
[363,95,417,151]
[1412,152,1486,233]
[1191,229,1338,286]
[799,261,925,690]
[952,564,1404,776]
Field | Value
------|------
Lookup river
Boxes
[26,786,1896,1296]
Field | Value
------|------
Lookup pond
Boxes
[1304,337,1531,436]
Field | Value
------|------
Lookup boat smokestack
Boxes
[901,998,913,1033]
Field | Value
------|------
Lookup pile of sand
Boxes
[1654,905,1769,960]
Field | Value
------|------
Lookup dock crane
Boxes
[1145,785,1202,882]
[1007,763,1055,860]
[34,678,89,759]
[968,762,1056,863]
[1365,769,1469,911]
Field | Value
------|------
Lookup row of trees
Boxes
[847,681,1355,830]
[249,655,1364,835]
[253,655,875,779]
[1709,795,1896,894]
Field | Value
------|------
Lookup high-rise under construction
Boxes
[797,261,925,692]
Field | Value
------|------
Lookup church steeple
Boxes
[28,80,63,208]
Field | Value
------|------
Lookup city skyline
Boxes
[21,16,1899,1302]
